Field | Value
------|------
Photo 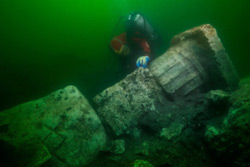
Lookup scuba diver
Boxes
[110,12,160,71]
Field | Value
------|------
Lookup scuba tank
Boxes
[126,12,161,57]
[111,12,162,57]
[126,12,158,42]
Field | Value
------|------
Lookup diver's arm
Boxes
[139,40,151,56]
[136,39,151,68]
[110,33,128,55]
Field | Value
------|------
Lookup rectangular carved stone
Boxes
[93,68,171,136]
[0,85,106,167]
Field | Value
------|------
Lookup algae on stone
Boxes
[0,85,107,167]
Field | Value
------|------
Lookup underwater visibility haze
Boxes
[1,1,250,167]
[0,0,249,110]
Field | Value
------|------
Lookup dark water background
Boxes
[0,0,249,110]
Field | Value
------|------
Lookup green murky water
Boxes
[0,0,249,110]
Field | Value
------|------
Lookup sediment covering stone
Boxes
[93,68,171,136]
[205,77,250,167]
[0,85,106,167]
[149,24,239,97]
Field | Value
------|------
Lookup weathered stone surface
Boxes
[108,139,126,155]
[205,90,230,104]
[87,25,246,167]
[204,90,231,113]
[91,67,214,167]
[205,77,250,167]
[160,122,184,140]
[26,144,51,167]
[93,68,171,136]
[134,141,149,156]
[0,24,245,167]
[149,24,239,97]
[0,86,106,167]
[133,159,154,167]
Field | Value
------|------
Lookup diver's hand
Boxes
[136,56,150,68]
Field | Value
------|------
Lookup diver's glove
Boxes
[136,56,150,68]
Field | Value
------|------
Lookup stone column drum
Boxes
[149,24,239,97]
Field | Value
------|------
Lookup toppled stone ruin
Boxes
[1,24,249,167]
[0,86,106,167]
[93,24,239,139]
[149,24,239,97]
[93,68,172,137]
